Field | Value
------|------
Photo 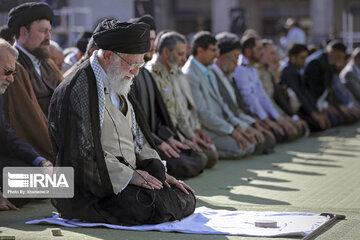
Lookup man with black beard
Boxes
[6,2,62,116]
[48,19,195,225]
[2,2,62,161]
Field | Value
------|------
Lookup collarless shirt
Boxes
[15,42,41,77]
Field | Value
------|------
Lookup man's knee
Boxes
[137,159,166,183]
[202,148,218,169]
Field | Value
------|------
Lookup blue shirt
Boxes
[233,55,280,120]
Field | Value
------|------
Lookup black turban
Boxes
[76,31,93,53]
[216,32,241,55]
[130,14,156,31]
[93,18,150,54]
[8,2,54,34]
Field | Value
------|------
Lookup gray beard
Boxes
[167,54,181,71]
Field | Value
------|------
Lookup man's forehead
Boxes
[175,42,186,49]
[30,19,51,28]
[122,53,144,60]
[0,50,16,66]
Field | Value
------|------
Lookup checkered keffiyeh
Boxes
[89,52,106,127]
[130,104,143,154]
[90,51,143,154]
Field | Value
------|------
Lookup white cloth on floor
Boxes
[26,206,330,237]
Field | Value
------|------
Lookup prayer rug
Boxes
[26,206,343,238]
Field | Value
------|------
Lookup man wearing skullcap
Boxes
[131,15,210,179]
[211,32,276,154]
[48,19,195,225]
[2,2,62,162]
[183,31,255,159]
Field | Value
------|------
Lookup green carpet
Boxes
[1,123,360,240]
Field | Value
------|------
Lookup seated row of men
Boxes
[1,1,360,226]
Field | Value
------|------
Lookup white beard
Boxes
[107,57,134,96]
[0,82,9,94]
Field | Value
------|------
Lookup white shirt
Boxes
[15,42,42,76]
[280,26,306,48]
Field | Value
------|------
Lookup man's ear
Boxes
[163,48,170,58]
[288,56,293,64]
[197,47,204,56]
[103,50,114,62]
[100,50,115,71]
[19,26,29,37]
[244,48,251,57]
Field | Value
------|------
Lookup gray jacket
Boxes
[340,60,360,102]
[182,56,248,136]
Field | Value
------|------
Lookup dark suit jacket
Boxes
[304,52,333,101]
[280,63,317,115]
[0,94,39,164]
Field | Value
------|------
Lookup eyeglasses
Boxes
[113,52,145,70]
[0,65,16,76]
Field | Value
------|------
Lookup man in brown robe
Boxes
[3,2,63,161]
[0,38,52,210]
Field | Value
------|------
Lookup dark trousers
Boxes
[0,156,33,207]
[55,159,196,226]
[158,149,204,180]
[300,108,344,132]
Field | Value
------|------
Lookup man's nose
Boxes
[45,31,51,40]
[130,66,140,76]
[7,74,14,83]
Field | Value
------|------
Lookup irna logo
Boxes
[8,172,69,188]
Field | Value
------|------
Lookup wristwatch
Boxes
[41,160,53,167]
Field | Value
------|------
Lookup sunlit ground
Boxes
[1,123,360,239]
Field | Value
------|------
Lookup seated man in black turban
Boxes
[48,18,195,225]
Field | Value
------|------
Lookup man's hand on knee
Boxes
[130,170,163,190]
[165,173,194,195]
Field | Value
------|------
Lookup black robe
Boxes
[131,67,205,179]
[17,48,61,116]
[49,60,195,225]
